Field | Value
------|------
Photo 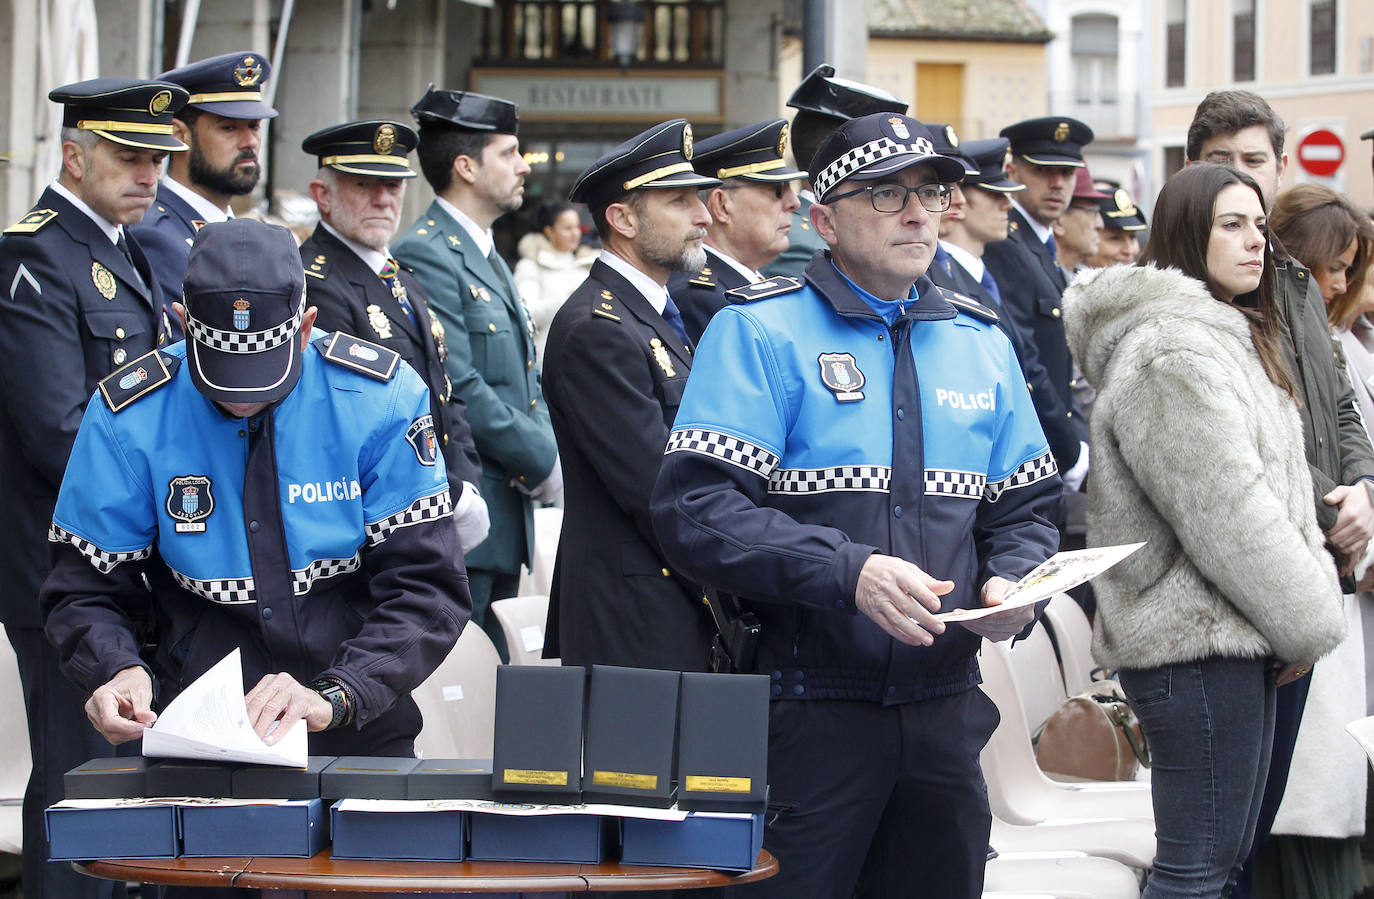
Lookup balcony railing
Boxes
[477,0,726,66]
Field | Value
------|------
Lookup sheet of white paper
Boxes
[336,798,690,821]
[935,543,1146,623]
[141,648,308,767]
[1346,717,1374,767]
[519,625,544,653]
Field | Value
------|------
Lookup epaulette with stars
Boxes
[688,266,716,289]
[98,350,180,412]
[305,252,330,280]
[592,288,622,322]
[726,276,803,302]
[934,285,999,324]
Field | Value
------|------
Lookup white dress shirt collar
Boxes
[50,181,120,245]
[598,249,668,315]
[435,196,495,259]
[705,245,762,284]
[941,240,985,283]
[1009,197,1053,245]
[161,176,234,225]
[320,220,391,274]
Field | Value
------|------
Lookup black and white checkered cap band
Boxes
[984,452,1058,502]
[170,567,255,605]
[665,428,780,479]
[185,294,305,355]
[364,489,454,546]
[49,524,151,573]
[813,136,936,200]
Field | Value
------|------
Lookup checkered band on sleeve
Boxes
[169,567,256,605]
[291,554,361,595]
[185,294,305,355]
[364,488,454,546]
[813,135,936,200]
[924,469,987,500]
[984,452,1059,503]
[665,428,781,479]
[48,524,152,573]
[768,465,892,494]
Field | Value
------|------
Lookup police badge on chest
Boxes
[818,352,865,402]
[167,475,214,533]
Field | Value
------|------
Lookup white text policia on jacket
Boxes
[287,478,362,504]
[935,387,996,412]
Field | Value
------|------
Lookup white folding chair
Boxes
[1007,622,1068,736]
[990,815,1155,870]
[1042,593,1098,696]
[530,506,562,597]
[489,595,557,666]
[412,623,501,759]
[980,638,1154,824]
[985,850,1142,899]
[0,626,30,854]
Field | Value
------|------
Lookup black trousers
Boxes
[734,690,1001,899]
[8,625,123,899]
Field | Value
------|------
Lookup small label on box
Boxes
[502,768,569,786]
[684,775,752,793]
[591,770,658,790]
[442,684,465,702]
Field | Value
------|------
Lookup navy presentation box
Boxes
[64,757,149,799]
[467,809,610,864]
[676,672,770,812]
[46,801,179,860]
[321,756,419,800]
[330,800,466,861]
[407,758,494,800]
[231,756,335,799]
[492,665,584,802]
[583,666,678,808]
[620,812,765,872]
[146,760,235,798]
[180,799,326,857]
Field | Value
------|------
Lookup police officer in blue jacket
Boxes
[41,219,470,758]
[651,114,1061,898]
[130,51,277,310]
[0,77,185,899]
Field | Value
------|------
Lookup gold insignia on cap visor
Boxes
[778,123,790,158]
[234,57,263,87]
[374,124,397,155]
[682,123,694,160]
[150,90,174,116]
[1054,121,1070,142]
[1110,188,1138,217]
[945,125,959,147]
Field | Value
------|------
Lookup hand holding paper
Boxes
[141,649,308,767]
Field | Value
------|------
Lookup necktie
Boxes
[1045,232,1058,261]
[115,231,147,292]
[661,294,691,348]
[379,258,418,327]
[934,245,953,276]
[978,269,1003,307]
[487,247,519,298]
[243,412,294,611]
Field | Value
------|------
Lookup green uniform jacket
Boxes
[393,200,557,574]
[761,194,828,280]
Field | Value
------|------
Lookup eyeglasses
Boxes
[826,182,954,214]
[721,181,796,201]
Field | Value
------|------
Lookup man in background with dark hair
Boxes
[541,119,721,671]
[762,64,907,279]
[393,87,559,659]
[1187,88,1374,899]
[131,51,276,307]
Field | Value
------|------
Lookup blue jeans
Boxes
[1120,657,1276,898]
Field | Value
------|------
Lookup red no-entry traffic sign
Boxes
[1297,128,1345,177]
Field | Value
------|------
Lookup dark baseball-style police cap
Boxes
[1098,186,1147,231]
[926,122,979,177]
[960,138,1024,193]
[182,219,307,405]
[786,64,907,123]
[411,84,518,134]
[691,119,804,183]
[301,120,418,178]
[809,113,967,204]
[51,78,190,151]
[1000,116,1094,167]
[569,119,721,209]
[158,51,278,119]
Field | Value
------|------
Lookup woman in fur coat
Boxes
[1062,163,1347,899]
[513,201,596,366]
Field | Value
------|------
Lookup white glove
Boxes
[1061,441,1090,492]
[452,481,490,552]
[513,457,563,503]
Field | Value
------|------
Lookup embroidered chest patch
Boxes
[818,353,865,402]
[167,475,214,533]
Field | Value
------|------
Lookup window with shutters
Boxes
[1310,0,1336,75]
[1233,0,1255,82]
[478,0,725,66]
[1166,0,1187,87]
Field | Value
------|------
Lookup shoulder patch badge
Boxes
[320,332,400,381]
[305,253,329,280]
[167,475,214,533]
[818,352,865,402]
[98,350,178,412]
[936,286,999,324]
[406,414,439,466]
[727,276,803,303]
[3,208,58,235]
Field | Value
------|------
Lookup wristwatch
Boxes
[309,677,355,730]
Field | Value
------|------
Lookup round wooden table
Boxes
[77,849,778,894]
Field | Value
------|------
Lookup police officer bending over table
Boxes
[650,114,1061,898]
[41,218,471,758]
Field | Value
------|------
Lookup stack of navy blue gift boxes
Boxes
[47,666,768,872]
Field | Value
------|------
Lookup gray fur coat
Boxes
[1062,264,1345,669]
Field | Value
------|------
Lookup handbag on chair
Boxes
[1034,680,1150,781]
